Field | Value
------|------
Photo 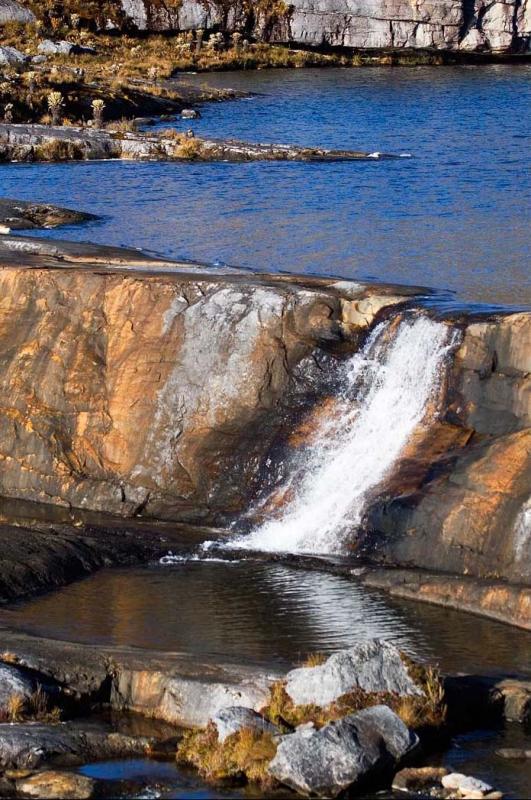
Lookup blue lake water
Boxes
[1,65,530,306]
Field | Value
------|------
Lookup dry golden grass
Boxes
[302,652,327,668]
[172,135,203,160]
[177,723,277,787]
[6,693,25,722]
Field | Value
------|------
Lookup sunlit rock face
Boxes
[0,248,529,587]
[0,264,404,521]
[116,0,531,53]
[365,312,531,584]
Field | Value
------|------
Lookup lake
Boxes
[2,65,530,307]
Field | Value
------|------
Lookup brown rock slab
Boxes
[16,770,95,799]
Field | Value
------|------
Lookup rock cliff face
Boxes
[116,0,531,54]
[0,234,529,593]
[0,235,414,522]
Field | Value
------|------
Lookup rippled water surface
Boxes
[1,66,530,305]
[3,561,530,677]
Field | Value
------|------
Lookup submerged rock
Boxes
[269,704,417,797]
[181,108,201,119]
[284,640,422,707]
[393,765,449,791]
[212,706,280,743]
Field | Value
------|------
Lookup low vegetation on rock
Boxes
[177,723,278,788]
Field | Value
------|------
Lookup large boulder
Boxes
[269,704,418,797]
[211,706,280,743]
[284,641,422,707]
[0,45,25,66]
[0,0,35,25]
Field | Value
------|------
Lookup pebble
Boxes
[496,747,531,759]
[442,773,494,797]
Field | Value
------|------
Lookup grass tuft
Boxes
[177,723,277,787]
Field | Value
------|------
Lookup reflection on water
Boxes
[2,561,530,676]
[1,66,530,306]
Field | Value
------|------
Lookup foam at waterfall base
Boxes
[223,314,457,556]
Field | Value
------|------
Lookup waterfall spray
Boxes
[230,314,457,555]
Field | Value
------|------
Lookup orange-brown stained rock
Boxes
[0,267,355,519]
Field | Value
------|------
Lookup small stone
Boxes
[16,770,95,799]
[393,765,449,791]
[458,776,493,794]
[496,747,530,759]
[211,706,280,743]
[442,773,493,796]
[484,793,504,799]
[180,108,201,119]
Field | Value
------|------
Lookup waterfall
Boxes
[230,314,457,555]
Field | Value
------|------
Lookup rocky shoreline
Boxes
[0,122,401,163]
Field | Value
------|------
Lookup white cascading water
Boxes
[229,314,457,555]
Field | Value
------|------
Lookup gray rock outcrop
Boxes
[284,641,422,707]
[0,45,25,66]
[269,704,418,797]
[0,0,35,25]
[0,723,149,769]
[116,0,531,54]
[37,40,97,56]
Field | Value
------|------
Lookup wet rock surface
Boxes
[0,722,149,770]
[269,704,418,797]
[284,640,421,707]
[0,232,414,524]
[0,219,528,625]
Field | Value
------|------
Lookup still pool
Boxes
[1,560,530,676]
